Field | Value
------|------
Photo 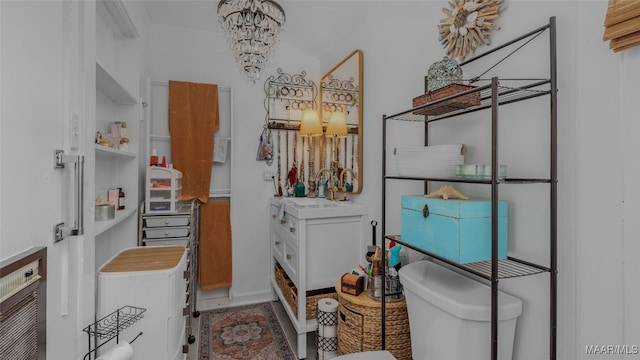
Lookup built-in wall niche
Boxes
[265,50,363,198]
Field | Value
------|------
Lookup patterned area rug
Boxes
[199,302,296,360]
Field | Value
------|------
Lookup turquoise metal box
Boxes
[401,196,508,264]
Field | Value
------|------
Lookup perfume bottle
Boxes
[317,176,326,198]
[295,180,305,197]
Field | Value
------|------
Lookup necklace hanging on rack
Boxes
[288,132,298,192]
[343,137,347,175]
[285,131,290,195]
[301,136,306,183]
[277,130,283,196]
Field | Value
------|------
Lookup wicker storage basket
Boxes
[335,280,412,360]
[412,83,480,116]
[274,262,337,320]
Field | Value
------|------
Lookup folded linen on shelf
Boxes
[394,144,466,178]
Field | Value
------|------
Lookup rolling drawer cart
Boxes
[138,199,201,350]
[381,17,558,360]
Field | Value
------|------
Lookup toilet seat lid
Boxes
[399,260,522,321]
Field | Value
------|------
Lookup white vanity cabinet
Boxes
[269,198,368,359]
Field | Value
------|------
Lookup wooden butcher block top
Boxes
[100,246,185,272]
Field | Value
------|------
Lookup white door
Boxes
[1,1,94,358]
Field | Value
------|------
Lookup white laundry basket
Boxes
[98,246,187,360]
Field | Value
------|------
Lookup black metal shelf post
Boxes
[380,16,557,360]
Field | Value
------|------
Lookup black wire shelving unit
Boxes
[380,17,558,360]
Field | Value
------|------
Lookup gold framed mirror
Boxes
[319,49,363,194]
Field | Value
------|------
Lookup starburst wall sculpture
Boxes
[438,0,503,61]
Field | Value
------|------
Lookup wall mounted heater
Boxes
[0,247,47,360]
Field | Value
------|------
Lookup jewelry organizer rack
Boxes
[320,74,360,194]
[264,68,360,197]
[320,73,359,129]
[82,305,146,360]
[264,68,319,196]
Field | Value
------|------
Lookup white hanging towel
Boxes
[213,137,230,163]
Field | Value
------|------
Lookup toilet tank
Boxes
[398,260,522,360]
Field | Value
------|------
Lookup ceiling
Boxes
[142,0,378,58]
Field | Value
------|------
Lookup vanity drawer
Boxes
[270,204,301,241]
[145,215,190,228]
[270,205,279,224]
[271,230,285,265]
[143,238,189,247]
[274,222,297,248]
[282,238,299,286]
[275,216,298,243]
[145,227,190,239]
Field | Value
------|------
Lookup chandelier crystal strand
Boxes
[218,0,286,84]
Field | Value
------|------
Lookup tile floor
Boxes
[186,300,318,360]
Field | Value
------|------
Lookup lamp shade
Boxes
[325,111,348,138]
[300,109,323,136]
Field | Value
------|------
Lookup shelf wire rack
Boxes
[82,305,146,360]
[388,80,552,123]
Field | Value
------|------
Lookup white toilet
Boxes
[333,260,522,360]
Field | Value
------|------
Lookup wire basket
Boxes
[412,83,480,116]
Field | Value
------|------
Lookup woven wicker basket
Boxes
[274,262,337,320]
[412,83,480,116]
[335,280,412,360]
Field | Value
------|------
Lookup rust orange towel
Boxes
[168,80,219,203]
[198,200,232,290]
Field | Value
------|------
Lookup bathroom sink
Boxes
[273,197,367,219]
[287,197,347,207]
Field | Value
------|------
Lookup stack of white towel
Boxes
[395,144,465,178]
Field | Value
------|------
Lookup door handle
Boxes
[54,149,84,242]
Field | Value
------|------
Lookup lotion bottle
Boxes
[150,149,158,166]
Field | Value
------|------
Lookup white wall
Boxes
[573,2,640,357]
[1,2,90,358]
[148,23,321,305]
[620,46,640,356]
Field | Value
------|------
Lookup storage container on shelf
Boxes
[401,195,508,264]
[145,166,182,213]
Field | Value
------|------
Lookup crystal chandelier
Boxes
[218,0,286,83]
